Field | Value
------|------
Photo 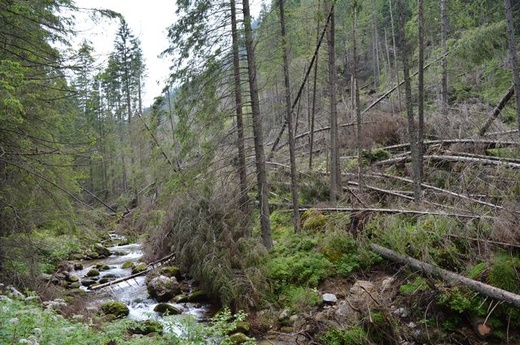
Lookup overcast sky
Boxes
[73,0,264,108]
[74,0,177,107]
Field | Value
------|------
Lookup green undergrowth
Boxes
[0,294,253,345]
[366,213,520,339]
[266,210,381,312]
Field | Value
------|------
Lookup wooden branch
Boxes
[297,206,492,219]
[90,253,174,291]
[81,186,117,213]
[426,154,520,169]
[380,139,520,154]
[370,243,520,308]
[479,83,515,136]
[362,52,450,115]
[371,173,503,210]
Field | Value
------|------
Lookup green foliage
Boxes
[162,307,254,345]
[276,286,322,313]
[301,209,328,231]
[399,276,428,295]
[368,215,466,271]
[143,179,269,310]
[267,251,333,288]
[437,287,485,316]
[318,326,369,345]
[361,148,390,163]
[487,252,520,293]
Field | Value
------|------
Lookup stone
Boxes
[147,275,181,302]
[100,301,129,318]
[393,307,410,318]
[131,262,148,274]
[153,303,182,315]
[64,273,79,282]
[121,261,134,269]
[172,294,188,303]
[81,279,98,287]
[95,264,110,271]
[278,307,291,321]
[93,243,111,258]
[187,289,208,302]
[159,266,181,279]
[73,263,83,270]
[233,321,251,335]
[322,293,337,304]
[228,332,250,344]
[67,282,80,289]
[86,269,100,277]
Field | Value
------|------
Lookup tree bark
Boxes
[397,0,421,203]
[504,0,520,134]
[278,0,300,232]
[242,0,273,249]
[441,0,449,114]
[230,0,251,222]
[417,0,425,182]
[327,1,341,202]
[370,243,520,308]
[479,83,515,136]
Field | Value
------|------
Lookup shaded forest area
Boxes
[2,0,520,344]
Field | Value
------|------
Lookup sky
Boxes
[73,0,177,107]
[73,0,264,108]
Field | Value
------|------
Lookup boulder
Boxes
[86,269,100,277]
[121,261,134,269]
[153,303,182,315]
[229,332,251,344]
[159,266,181,279]
[187,289,208,302]
[93,244,111,258]
[147,275,181,302]
[100,301,129,318]
[322,293,337,304]
[131,262,148,274]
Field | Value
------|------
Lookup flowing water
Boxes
[77,237,210,322]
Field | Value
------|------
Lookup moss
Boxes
[153,303,181,315]
[99,301,129,318]
[301,209,328,231]
[159,266,181,278]
[86,269,100,277]
[121,261,133,269]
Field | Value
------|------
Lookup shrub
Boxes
[318,326,370,345]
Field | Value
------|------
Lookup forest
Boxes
[1,0,520,344]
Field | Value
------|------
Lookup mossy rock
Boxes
[81,279,98,287]
[172,294,188,303]
[67,282,81,289]
[129,320,163,335]
[86,269,100,277]
[65,274,79,282]
[147,275,181,302]
[301,209,328,231]
[232,321,251,335]
[121,261,134,269]
[229,332,251,344]
[95,264,110,271]
[153,303,182,315]
[64,288,87,297]
[100,301,129,318]
[132,262,148,274]
[187,289,208,302]
[93,243,111,258]
[159,266,181,279]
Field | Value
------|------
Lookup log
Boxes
[479,83,515,136]
[297,206,493,219]
[370,243,520,308]
[90,253,175,291]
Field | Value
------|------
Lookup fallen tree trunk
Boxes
[370,243,520,308]
[371,172,503,210]
[90,253,175,291]
[297,206,493,219]
[479,83,515,137]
